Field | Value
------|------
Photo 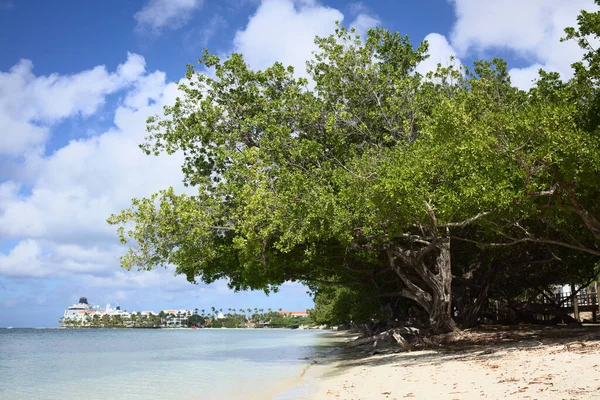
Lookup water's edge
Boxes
[273,332,357,399]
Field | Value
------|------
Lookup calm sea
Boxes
[0,328,329,399]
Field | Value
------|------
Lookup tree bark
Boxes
[462,262,500,328]
[388,238,458,334]
[572,283,580,322]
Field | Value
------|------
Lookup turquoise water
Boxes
[0,328,328,399]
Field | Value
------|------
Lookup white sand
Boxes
[294,339,600,399]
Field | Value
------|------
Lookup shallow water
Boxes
[0,328,328,399]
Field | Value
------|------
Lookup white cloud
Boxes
[135,0,203,32]
[508,63,545,91]
[416,33,462,76]
[233,0,343,75]
[0,53,146,156]
[0,239,45,278]
[449,0,594,87]
[0,53,188,282]
[0,69,183,244]
[0,238,124,279]
[350,13,380,38]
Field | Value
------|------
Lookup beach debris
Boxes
[393,331,412,351]
[564,341,586,351]
[346,327,419,349]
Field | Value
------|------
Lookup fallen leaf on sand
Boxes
[510,386,529,394]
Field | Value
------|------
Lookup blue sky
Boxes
[0,0,594,327]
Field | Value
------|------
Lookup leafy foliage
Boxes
[109,6,600,333]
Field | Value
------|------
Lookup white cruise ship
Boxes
[63,297,94,320]
[62,297,129,323]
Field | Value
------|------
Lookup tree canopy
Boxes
[109,3,600,334]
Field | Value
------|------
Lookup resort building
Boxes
[161,309,193,327]
[277,311,309,317]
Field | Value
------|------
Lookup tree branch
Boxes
[439,211,492,228]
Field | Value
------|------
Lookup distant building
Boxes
[161,309,192,327]
[277,311,308,317]
[141,311,156,316]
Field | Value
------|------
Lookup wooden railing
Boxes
[553,292,597,309]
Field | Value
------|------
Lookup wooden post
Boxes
[595,281,600,323]
[597,281,600,313]
[571,284,580,322]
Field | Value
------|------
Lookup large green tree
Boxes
[110,5,600,334]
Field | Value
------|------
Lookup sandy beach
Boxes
[289,327,600,400]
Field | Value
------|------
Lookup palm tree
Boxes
[130,312,138,328]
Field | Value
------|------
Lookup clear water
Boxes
[0,328,328,399]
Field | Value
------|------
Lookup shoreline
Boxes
[273,331,361,399]
[280,326,600,399]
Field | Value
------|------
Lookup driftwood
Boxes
[346,327,419,350]
[392,331,412,351]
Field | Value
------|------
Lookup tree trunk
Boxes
[596,281,600,316]
[426,239,457,333]
[462,262,500,328]
[572,283,580,322]
[389,238,458,334]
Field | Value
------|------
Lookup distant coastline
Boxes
[59,296,318,330]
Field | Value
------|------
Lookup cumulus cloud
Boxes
[232,0,343,74]
[0,53,146,156]
[449,0,594,87]
[0,53,187,282]
[416,33,462,76]
[232,0,381,77]
[135,0,204,32]
[350,13,380,38]
[0,239,45,278]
